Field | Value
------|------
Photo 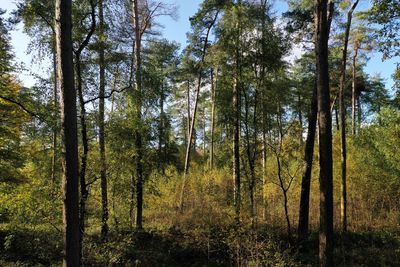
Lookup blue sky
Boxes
[2,0,398,91]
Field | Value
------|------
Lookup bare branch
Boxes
[83,85,132,104]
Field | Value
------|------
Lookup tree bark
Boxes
[158,83,165,173]
[51,44,58,185]
[55,0,80,265]
[132,0,144,230]
[98,0,109,241]
[73,1,96,251]
[210,68,216,169]
[352,47,359,136]
[298,81,317,240]
[261,115,267,221]
[76,54,89,246]
[233,0,242,224]
[339,0,359,233]
[315,0,334,265]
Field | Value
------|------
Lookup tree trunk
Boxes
[76,55,89,251]
[339,0,359,233]
[233,0,242,224]
[132,0,144,230]
[298,91,304,144]
[352,47,359,135]
[51,45,58,185]
[298,81,317,240]
[210,68,216,169]
[243,85,257,225]
[315,0,334,265]
[55,0,80,265]
[99,0,109,240]
[158,84,165,173]
[186,81,191,147]
[261,116,267,221]
[179,11,219,210]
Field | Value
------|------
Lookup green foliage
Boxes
[1,0,400,265]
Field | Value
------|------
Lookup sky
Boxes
[2,0,398,91]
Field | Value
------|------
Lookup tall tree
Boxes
[232,0,242,223]
[128,0,176,229]
[98,0,108,240]
[55,0,80,265]
[179,3,220,210]
[315,0,334,265]
[339,0,359,232]
[131,0,144,229]
[298,56,318,240]
[72,0,96,244]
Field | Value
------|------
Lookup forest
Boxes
[0,0,399,266]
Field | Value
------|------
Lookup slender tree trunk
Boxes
[179,12,219,210]
[132,0,144,230]
[357,94,361,131]
[233,0,242,223]
[298,91,304,144]
[51,46,58,185]
[158,84,165,173]
[261,116,267,221]
[352,48,359,135]
[243,86,257,225]
[72,2,95,252]
[315,0,334,265]
[76,55,89,245]
[202,107,206,153]
[98,0,109,240]
[298,82,317,240]
[210,68,216,169]
[55,0,80,265]
[186,81,191,147]
[339,0,359,233]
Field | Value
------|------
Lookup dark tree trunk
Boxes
[132,0,144,230]
[74,1,96,251]
[315,0,334,265]
[55,0,80,265]
[98,0,109,241]
[76,55,89,249]
[298,81,317,240]
[233,0,242,223]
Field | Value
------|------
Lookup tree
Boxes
[179,0,221,211]
[98,0,108,241]
[315,0,334,265]
[55,0,80,265]
[0,10,30,183]
[72,0,96,245]
[369,0,400,59]
[14,0,59,184]
[129,0,176,229]
[338,0,359,233]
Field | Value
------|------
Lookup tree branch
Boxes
[0,95,38,118]
[83,85,132,104]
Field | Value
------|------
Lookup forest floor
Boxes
[0,224,399,266]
